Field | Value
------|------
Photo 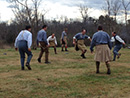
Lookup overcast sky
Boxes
[0,0,129,22]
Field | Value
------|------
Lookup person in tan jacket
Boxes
[47,33,58,54]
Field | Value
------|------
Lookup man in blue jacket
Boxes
[37,25,50,64]
[73,29,91,58]
[90,26,112,74]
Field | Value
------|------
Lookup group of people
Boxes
[14,25,125,75]
[14,25,68,70]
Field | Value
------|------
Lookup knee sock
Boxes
[54,48,57,54]
[106,63,110,69]
[96,61,100,73]
[65,46,68,51]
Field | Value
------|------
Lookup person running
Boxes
[14,26,33,70]
[112,32,126,61]
[73,29,91,58]
[37,25,50,64]
[47,33,58,54]
[90,26,112,74]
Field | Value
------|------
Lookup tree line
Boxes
[0,0,130,48]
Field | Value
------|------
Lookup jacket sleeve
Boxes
[27,33,32,48]
[90,35,96,51]
[107,34,112,50]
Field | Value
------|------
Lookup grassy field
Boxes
[0,47,130,98]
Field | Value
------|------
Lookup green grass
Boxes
[0,47,130,98]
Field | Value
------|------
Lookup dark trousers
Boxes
[113,44,122,60]
[18,40,33,68]
[38,42,49,62]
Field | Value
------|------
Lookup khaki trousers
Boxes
[39,42,49,62]
[77,40,87,52]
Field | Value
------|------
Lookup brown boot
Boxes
[26,62,31,70]
[81,54,86,59]
[117,53,121,59]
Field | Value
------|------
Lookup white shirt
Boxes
[111,37,115,42]
[14,30,32,48]
[47,36,57,45]
[116,35,125,43]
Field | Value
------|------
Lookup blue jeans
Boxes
[18,40,33,68]
[113,44,122,60]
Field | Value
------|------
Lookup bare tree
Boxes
[121,0,130,44]
[7,0,47,48]
[79,4,89,24]
[121,0,130,26]
[8,0,32,24]
[102,0,113,33]
[103,0,113,16]
[111,0,121,22]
